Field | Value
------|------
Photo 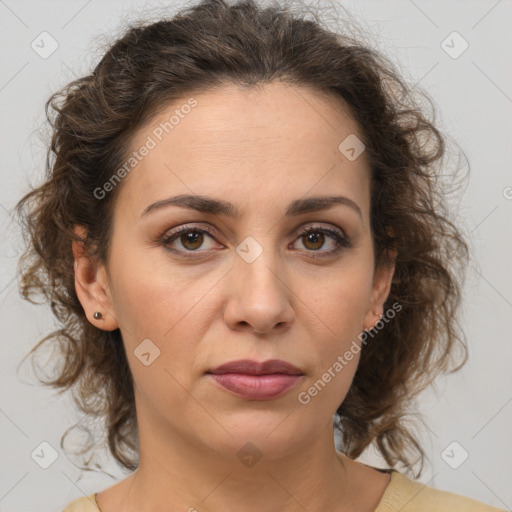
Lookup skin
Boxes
[73,81,396,512]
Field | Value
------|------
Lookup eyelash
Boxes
[160,224,350,259]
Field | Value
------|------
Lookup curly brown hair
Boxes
[15,0,469,478]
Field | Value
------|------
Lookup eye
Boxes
[161,225,220,257]
[160,223,350,259]
[291,225,350,258]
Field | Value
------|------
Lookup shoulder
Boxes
[376,471,507,512]
[61,494,100,512]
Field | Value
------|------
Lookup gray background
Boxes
[1,0,511,510]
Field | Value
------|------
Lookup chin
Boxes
[201,415,312,462]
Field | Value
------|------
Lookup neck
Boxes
[117,405,359,512]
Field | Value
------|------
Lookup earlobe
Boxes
[72,226,119,331]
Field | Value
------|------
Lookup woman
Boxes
[15,0,506,510]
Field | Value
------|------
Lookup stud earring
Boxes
[93,311,103,320]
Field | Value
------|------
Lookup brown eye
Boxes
[179,230,205,250]
[162,226,219,257]
[292,226,350,257]
[301,231,326,251]
[161,224,350,260]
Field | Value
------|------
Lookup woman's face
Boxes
[76,81,394,460]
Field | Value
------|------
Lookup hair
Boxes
[15,0,469,478]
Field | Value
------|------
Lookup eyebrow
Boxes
[141,194,362,219]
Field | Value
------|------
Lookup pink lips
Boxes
[206,359,304,400]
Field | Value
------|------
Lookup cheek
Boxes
[108,259,208,411]
[108,238,210,336]
[299,259,374,393]
[107,244,221,394]
[299,282,369,411]
[308,263,374,334]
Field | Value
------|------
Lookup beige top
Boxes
[61,469,506,511]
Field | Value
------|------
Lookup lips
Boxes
[206,359,304,400]
[208,359,304,376]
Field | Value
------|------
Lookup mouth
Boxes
[206,359,305,400]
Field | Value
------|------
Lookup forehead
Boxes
[115,81,370,220]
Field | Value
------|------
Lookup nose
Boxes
[222,247,295,336]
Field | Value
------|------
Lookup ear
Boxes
[72,226,119,331]
[362,248,397,331]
